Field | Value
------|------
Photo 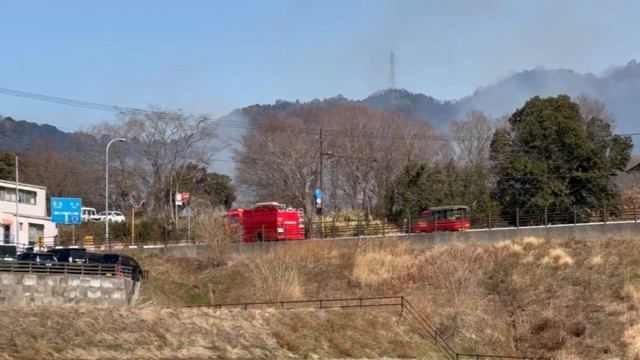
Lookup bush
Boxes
[191,208,238,267]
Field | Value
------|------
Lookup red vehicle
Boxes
[225,202,305,242]
[412,205,470,233]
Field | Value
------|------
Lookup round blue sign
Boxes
[314,189,322,199]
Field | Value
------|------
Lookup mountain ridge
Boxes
[2,60,639,156]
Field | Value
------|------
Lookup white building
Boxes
[0,179,57,249]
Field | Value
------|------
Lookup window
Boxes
[0,186,37,205]
[19,190,36,205]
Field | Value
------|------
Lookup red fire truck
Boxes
[412,205,471,233]
[224,202,305,242]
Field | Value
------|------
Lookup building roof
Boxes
[0,179,47,191]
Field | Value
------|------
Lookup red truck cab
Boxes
[412,205,470,233]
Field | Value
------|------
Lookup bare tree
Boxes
[92,106,221,219]
[450,111,498,166]
[232,106,324,217]
[233,103,455,220]
[575,93,615,125]
[20,138,103,211]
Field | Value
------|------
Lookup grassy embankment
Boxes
[4,229,640,359]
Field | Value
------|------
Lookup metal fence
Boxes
[38,202,640,248]
[183,295,551,360]
[0,260,132,278]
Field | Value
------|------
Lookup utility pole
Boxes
[15,156,19,245]
[318,128,324,237]
[319,128,323,202]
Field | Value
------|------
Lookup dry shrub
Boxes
[245,248,304,302]
[321,210,402,237]
[527,316,567,352]
[520,236,545,248]
[541,248,574,266]
[352,239,417,287]
[420,243,495,304]
[589,255,603,266]
[521,254,535,264]
[191,208,238,267]
[494,240,524,254]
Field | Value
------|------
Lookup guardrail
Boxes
[182,295,551,360]
[0,261,132,278]
[184,295,403,311]
[47,202,640,248]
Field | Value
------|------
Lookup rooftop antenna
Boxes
[388,50,399,104]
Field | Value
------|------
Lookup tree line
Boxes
[233,94,633,224]
[0,94,634,227]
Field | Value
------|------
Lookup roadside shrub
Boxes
[190,208,237,267]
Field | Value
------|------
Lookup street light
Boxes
[105,137,126,249]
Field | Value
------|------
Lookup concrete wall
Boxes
[117,221,640,258]
[0,273,137,307]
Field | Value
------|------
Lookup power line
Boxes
[10,160,633,182]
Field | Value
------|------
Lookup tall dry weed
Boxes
[245,248,304,302]
[191,208,238,267]
[352,239,417,287]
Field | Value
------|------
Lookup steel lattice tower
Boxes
[388,50,399,104]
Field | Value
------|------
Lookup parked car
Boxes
[93,211,126,223]
[16,252,58,263]
[0,245,17,261]
[81,207,99,222]
[47,248,88,264]
[87,252,145,281]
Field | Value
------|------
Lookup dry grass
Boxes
[24,235,640,359]
[519,236,545,248]
[0,306,437,359]
[352,239,417,287]
[244,248,304,302]
[133,237,640,358]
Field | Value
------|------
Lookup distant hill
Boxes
[3,59,640,157]
[0,116,96,154]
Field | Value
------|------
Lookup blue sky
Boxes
[1,0,639,135]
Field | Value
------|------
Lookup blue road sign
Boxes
[51,197,82,224]
[315,189,323,199]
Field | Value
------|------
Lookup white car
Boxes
[94,211,126,223]
[81,207,98,222]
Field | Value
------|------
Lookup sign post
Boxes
[181,192,191,244]
[314,189,323,212]
[314,189,323,238]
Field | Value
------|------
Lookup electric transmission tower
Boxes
[388,50,399,104]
